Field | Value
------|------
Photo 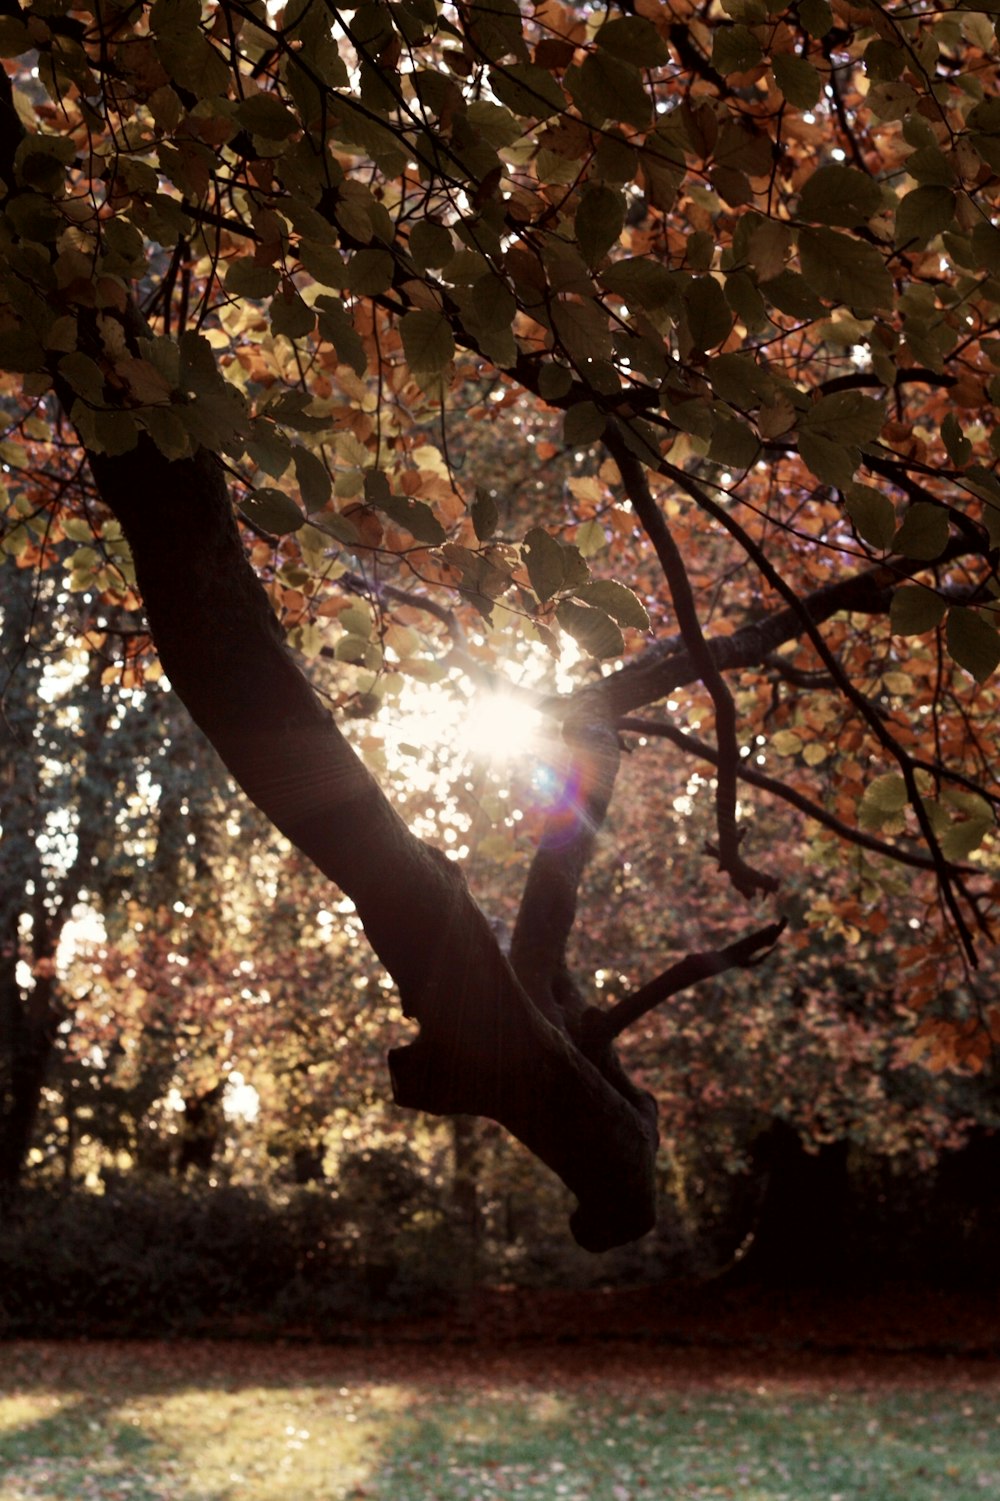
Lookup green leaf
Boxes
[844,484,896,548]
[971,222,1000,274]
[370,491,447,544]
[799,433,856,488]
[564,402,606,445]
[565,52,651,130]
[772,53,822,108]
[802,390,885,445]
[346,249,394,295]
[225,260,280,299]
[682,277,733,354]
[538,363,573,400]
[316,298,367,377]
[798,0,834,36]
[550,298,613,366]
[487,63,565,119]
[894,502,949,561]
[408,220,455,270]
[891,584,946,635]
[523,526,568,602]
[594,15,670,67]
[946,607,1000,684]
[939,815,993,861]
[575,519,607,557]
[859,772,908,830]
[941,412,972,468]
[471,488,499,540]
[573,580,649,630]
[712,24,764,75]
[797,164,883,228]
[400,309,455,375]
[555,599,625,658]
[241,487,305,535]
[270,288,315,341]
[895,186,955,250]
[600,257,679,312]
[236,92,301,141]
[293,447,332,512]
[799,228,893,313]
[759,270,826,320]
[575,185,625,267]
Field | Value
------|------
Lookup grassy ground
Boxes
[1,1340,998,1500]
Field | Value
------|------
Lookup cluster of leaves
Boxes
[3,0,1000,1225]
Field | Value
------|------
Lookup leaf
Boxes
[565,52,651,130]
[575,519,607,557]
[225,261,281,299]
[550,298,613,366]
[270,288,315,341]
[798,0,834,35]
[408,220,455,269]
[564,402,606,445]
[316,298,368,377]
[712,24,764,75]
[946,607,1000,684]
[894,503,949,561]
[770,729,803,756]
[595,15,670,67]
[293,447,332,512]
[522,526,568,602]
[600,257,679,312]
[682,277,733,354]
[555,599,625,658]
[346,249,394,295]
[941,413,972,468]
[487,63,565,119]
[370,492,446,544]
[772,53,822,108]
[895,186,955,250]
[845,486,895,551]
[236,92,301,141]
[400,309,455,376]
[798,228,893,312]
[575,185,625,267]
[241,487,305,535]
[574,580,649,630]
[471,488,499,541]
[797,165,884,228]
[891,584,946,635]
[859,772,909,830]
[799,434,856,488]
[802,390,885,445]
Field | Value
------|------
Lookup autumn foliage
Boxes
[3,0,1000,1246]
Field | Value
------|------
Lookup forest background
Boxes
[3,0,1000,1334]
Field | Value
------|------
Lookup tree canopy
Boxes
[2,0,1000,1249]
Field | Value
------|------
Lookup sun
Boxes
[455,688,544,764]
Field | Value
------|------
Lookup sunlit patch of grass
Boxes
[1,1343,998,1501]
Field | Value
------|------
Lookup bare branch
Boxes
[583,920,787,1048]
[603,420,777,900]
[619,716,978,877]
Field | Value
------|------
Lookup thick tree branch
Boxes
[509,711,621,1024]
[81,439,657,1250]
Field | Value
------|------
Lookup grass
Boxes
[0,1340,997,1500]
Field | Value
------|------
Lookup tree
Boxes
[1,0,999,1249]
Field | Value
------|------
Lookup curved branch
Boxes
[618,717,978,876]
[583,920,786,1048]
[603,420,777,900]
